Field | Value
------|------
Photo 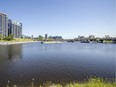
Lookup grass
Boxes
[63,78,115,87]
[6,78,116,87]
[13,38,34,42]
[103,40,113,43]
[0,38,34,43]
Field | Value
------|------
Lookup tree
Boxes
[0,34,3,40]
[9,34,14,40]
[3,36,10,41]
[38,35,43,41]
[3,34,14,41]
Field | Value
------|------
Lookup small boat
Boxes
[41,41,43,44]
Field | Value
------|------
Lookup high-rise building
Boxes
[0,12,8,36]
[45,34,48,39]
[8,19,22,38]
[0,12,22,38]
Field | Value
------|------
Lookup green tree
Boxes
[3,36,10,41]
[38,36,44,41]
[9,34,14,40]
[0,34,3,40]
[3,34,14,41]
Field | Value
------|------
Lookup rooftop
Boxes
[0,12,7,16]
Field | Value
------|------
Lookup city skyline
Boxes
[0,0,115,39]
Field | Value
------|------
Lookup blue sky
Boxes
[0,0,115,38]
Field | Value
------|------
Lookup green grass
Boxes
[63,78,115,87]
[103,40,113,43]
[13,38,34,42]
[0,38,34,42]
[40,78,115,87]
[6,78,115,87]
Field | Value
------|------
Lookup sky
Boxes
[0,0,115,39]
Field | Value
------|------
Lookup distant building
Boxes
[51,36,63,41]
[39,35,43,38]
[78,36,84,40]
[105,35,110,39]
[8,19,22,38]
[0,12,22,38]
[89,35,95,39]
[0,12,8,36]
[45,34,48,39]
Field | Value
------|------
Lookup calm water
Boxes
[0,42,115,86]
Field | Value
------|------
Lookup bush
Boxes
[2,34,14,41]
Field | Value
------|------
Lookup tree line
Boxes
[0,34,14,41]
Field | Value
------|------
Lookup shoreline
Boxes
[0,41,63,45]
[42,41,63,44]
[0,41,39,45]
[0,41,115,45]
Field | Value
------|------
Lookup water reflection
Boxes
[0,44,23,61]
[7,45,22,60]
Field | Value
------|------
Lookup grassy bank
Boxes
[0,38,34,42]
[0,38,39,45]
[103,40,113,43]
[6,78,116,87]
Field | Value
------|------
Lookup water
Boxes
[0,42,115,86]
